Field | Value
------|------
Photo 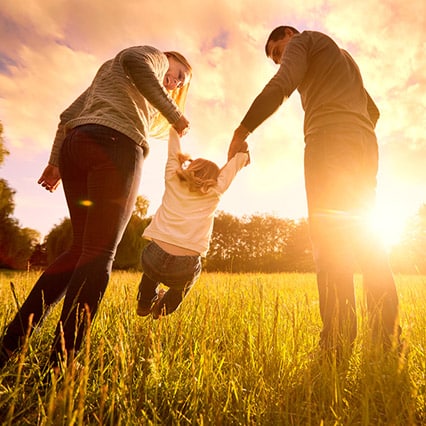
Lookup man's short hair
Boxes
[265,26,300,56]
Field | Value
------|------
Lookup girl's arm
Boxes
[216,151,249,193]
[165,128,182,178]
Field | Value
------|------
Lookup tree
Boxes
[29,242,48,269]
[0,179,15,222]
[241,214,293,272]
[114,214,151,270]
[207,212,314,273]
[0,122,9,165]
[134,196,149,218]
[0,122,40,269]
[282,218,315,272]
[0,123,14,220]
[45,217,72,264]
[206,211,246,271]
[0,217,40,269]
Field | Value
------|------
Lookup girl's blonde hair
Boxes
[150,51,192,139]
[176,153,220,194]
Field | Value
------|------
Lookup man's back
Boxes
[287,30,375,135]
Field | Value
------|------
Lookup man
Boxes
[228,26,400,356]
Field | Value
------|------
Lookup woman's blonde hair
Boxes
[150,51,192,139]
[176,153,220,194]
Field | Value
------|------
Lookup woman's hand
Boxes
[38,164,61,192]
[172,115,190,136]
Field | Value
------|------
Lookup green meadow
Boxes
[0,271,425,425]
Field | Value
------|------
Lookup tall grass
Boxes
[0,271,425,425]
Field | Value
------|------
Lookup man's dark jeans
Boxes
[3,124,144,363]
[304,127,399,351]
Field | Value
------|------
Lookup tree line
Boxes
[26,204,315,273]
[1,121,425,273]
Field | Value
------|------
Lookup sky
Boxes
[0,0,425,243]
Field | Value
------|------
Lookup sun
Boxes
[368,202,409,250]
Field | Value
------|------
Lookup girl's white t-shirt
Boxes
[143,129,248,256]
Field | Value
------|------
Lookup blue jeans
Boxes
[3,124,144,363]
[304,127,399,349]
[137,241,202,315]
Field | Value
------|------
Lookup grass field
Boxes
[0,271,425,425]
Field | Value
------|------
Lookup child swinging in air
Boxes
[137,127,249,318]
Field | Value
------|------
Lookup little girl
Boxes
[137,128,249,318]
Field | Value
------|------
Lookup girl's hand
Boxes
[172,115,190,136]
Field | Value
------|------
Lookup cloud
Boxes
[0,43,98,151]
[321,0,426,150]
[0,0,424,236]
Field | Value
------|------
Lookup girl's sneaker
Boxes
[151,289,167,319]
[136,301,152,317]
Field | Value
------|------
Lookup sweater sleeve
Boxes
[119,47,182,125]
[241,33,309,133]
[240,86,285,132]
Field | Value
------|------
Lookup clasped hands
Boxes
[228,124,251,165]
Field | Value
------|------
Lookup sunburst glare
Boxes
[369,203,408,250]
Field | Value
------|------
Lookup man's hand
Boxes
[228,125,250,163]
[172,115,190,136]
[38,164,61,192]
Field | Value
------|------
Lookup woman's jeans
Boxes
[137,241,202,315]
[3,124,144,363]
[304,127,399,351]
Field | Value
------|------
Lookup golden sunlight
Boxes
[369,202,408,249]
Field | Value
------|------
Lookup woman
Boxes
[0,46,192,370]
